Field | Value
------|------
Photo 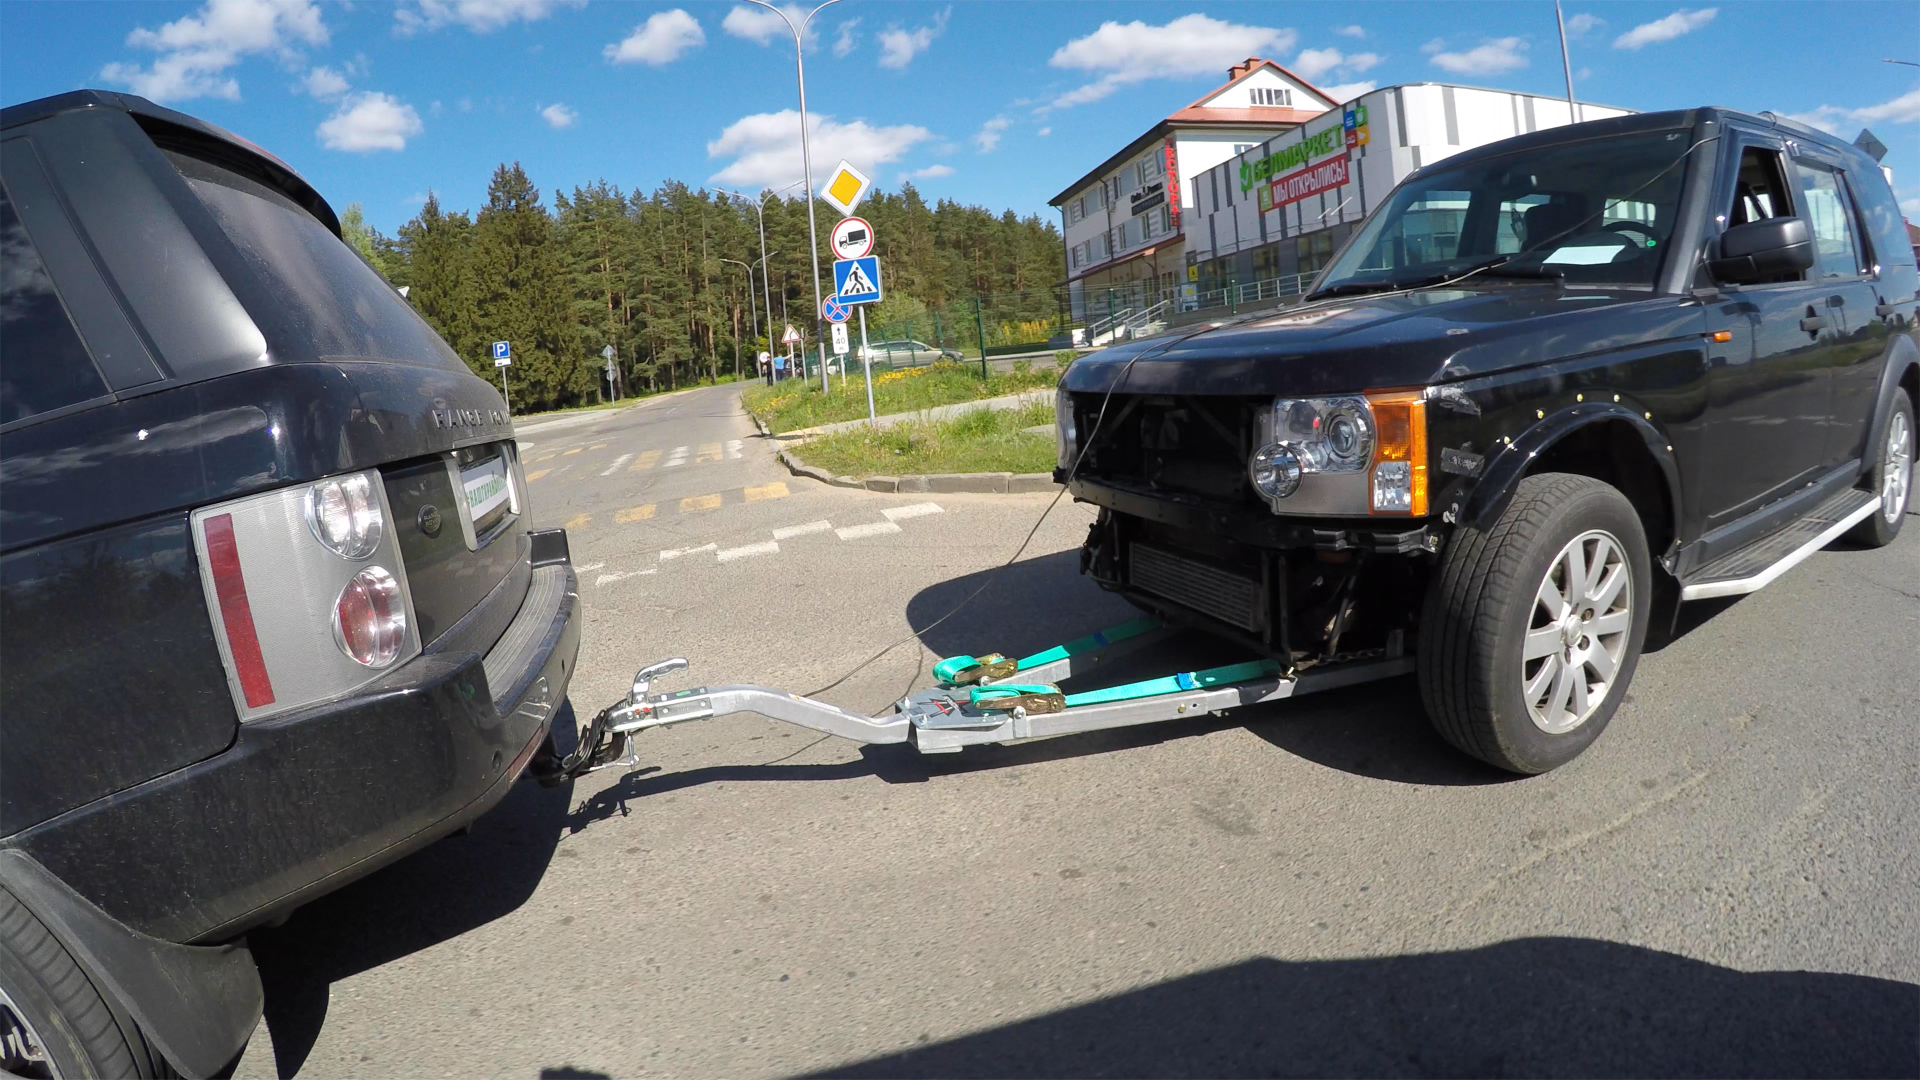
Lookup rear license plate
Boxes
[461,454,512,533]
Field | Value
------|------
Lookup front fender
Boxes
[1461,402,1683,541]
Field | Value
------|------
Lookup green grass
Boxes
[796,399,1057,476]
[516,373,747,420]
[741,360,1063,434]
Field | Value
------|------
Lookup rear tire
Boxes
[1418,473,1652,774]
[1846,393,1912,547]
[0,887,172,1079]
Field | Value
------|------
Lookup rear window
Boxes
[1,181,109,424]
[165,150,465,371]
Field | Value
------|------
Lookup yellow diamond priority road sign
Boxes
[820,159,871,216]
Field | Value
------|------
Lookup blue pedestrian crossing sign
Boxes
[833,256,882,305]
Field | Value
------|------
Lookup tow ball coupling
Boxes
[537,658,702,784]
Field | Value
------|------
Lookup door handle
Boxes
[1799,315,1828,332]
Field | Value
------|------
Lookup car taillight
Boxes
[192,469,419,721]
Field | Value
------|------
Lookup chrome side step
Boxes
[1680,490,1882,601]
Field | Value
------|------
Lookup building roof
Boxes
[1048,57,1333,206]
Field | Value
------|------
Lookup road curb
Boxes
[775,448,1057,495]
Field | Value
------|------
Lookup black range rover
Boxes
[1,91,580,1075]
[1058,107,1916,775]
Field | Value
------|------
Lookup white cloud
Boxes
[540,102,577,128]
[832,17,859,58]
[1784,89,1920,136]
[395,0,580,35]
[1428,37,1528,75]
[1344,52,1381,73]
[1565,13,1603,35]
[973,115,1012,153]
[1317,81,1378,104]
[605,9,704,65]
[317,91,423,151]
[1612,8,1716,49]
[706,109,933,189]
[100,0,328,102]
[1036,126,1051,136]
[1901,194,1920,216]
[1420,38,1446,54]
[722,4,811,47]
[303,65,349,99]
[877,7,949,69]
[1046,14,1298,109]
[905,164,954,180]
[1292,47,1344,81]
[1334,24,1366,38]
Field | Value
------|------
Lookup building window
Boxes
[1159,205,1173,234]
[1233,143,1254,154]
[1251,87,1293,107]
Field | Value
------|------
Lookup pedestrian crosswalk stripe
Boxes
[601,454,631,476]
[664,445,689,467]
[744,481,790,502]
[772,519,832,539]
[696,442,723,463]
[726,439,744,459]
[680,493,723,513]
[882,502,944,522]
[564,513,592,529]
[563,448,582,455]
[836,520,902,540]
[616,504,657,523]
[718,540,779,562]
[534,454,556,462]
[526,469,552,481]
[630,449,662,470]
[660,542,717,560]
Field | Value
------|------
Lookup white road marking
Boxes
[664,445,689,468]
[600,454,632,476]
[660,542,718,560]
[718,540,780,562]
[883,502,944,522]
[578,562,606,573]
[772,520,833,540]
[595,569,657,587]
[836,521,903,540]
[725,439,743,459]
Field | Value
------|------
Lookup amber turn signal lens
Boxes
[1365,389,1428,516]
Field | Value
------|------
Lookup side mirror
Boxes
[1708,216,1815,285]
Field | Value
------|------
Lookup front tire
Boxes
[0,887,172,1079]
[1418,473,1653,773]
[1846,393,1912,548]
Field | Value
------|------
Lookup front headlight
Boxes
[1056,387,1079,471]
[1248,390,1428,516]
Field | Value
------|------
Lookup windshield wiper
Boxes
[1305,280,1403,300]
[1476,261,1565,282]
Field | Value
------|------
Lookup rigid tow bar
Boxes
[554,618,1414,780]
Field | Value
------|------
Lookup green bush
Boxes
[1054,350,1078,366]
[797,401,1056,476]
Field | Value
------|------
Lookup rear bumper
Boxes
[0,532,580,944]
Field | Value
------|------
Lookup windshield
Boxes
[1316,129,1697,293]
[166,150,467,371]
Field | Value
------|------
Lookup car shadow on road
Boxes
[246,708,580,1078]
[812,937,1919,1079]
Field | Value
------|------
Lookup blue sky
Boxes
[3,0,1916,235]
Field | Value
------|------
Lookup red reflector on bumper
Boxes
[204,513,276,708]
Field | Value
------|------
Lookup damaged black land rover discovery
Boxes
[1057,107,1916,775]
[2,91,582,1075]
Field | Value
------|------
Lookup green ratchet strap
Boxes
[968,684,1067,714]
[1060,659,1284,708]
[933,617,1162,687]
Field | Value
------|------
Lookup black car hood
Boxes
[1061,286,1693,397]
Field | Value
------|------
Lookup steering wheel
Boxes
[1601,220,1659,247]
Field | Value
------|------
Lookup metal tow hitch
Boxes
[530,659,693,786]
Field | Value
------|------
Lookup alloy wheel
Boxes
[1,986,58,1080]
[1522,529,1634,735]
[1883,410,1911,524]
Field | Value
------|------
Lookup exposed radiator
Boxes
[1128,543,1263,631]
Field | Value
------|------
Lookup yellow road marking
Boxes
[679,493,723,513]
[564,513,591,529]
[744,481,790,502]
[590,443,608,450]
[616,504,657,523]
[562,447,582,456]
[630,449,662,471]
[526,469,552,481]
[535,453,556,462]
[695,441,724,463]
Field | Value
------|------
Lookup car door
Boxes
[1790,153,1886,470]
[1699,136,1848,529]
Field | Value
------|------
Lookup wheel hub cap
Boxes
[1522,529,1634,735]
[1884,412,1911,525]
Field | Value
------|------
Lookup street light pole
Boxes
[738,0,842,395]
[717,181,798,386]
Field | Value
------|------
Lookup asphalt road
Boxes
[235,381,1918,1078]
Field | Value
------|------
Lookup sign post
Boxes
[857,305,876,423]
[492,341,512,414]
[833,247,884,423]
[602,344,618,402]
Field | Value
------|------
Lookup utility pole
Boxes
[717,182,798,384]
[738,0,843,395]
[1555,0,1579,123]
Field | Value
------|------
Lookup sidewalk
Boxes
[778,388,1054,440]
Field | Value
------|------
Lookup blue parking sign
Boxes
[492,341,511,360]
[833,256,882,305]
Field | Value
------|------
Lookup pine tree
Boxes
[472,164,582,409]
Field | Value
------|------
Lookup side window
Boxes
[1792,160,1862,279]
[1728,146,1793,226]
[1,181,109,425]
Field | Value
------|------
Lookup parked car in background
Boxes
[857,339,964,368]
[1,90,581,1076]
